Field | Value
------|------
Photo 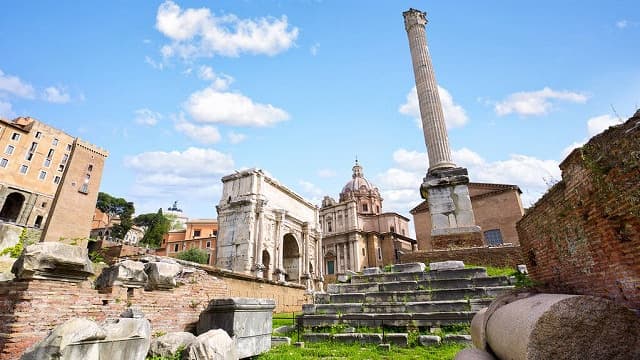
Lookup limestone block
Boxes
[363,267,382,275]
[95,260,148,289]
[454,348,497,360]
[271,336,291,347]
[418,335,441,346]
[454,210,476,227]
[337,274,350,283]
[197,298,275,359]
[444,334,472,343]
[274,325,296,334]
[429,261,465,271]
[392,262,426,273]
[516,264,528,274]
[101,318,151,360]
[452,185,473,211]
[326,284,340,294]
[21,318,106,360]
[427,188,455,214]
[12,242,94,281]
[183,329,238,360]
[0,223,21,257]
[470,307,487,350]
[120,307,145,319]
[144,261,182,290]
[148,332,196,358]
[345,270,357,276]
[431,213,450,229]
[486,294,640,360]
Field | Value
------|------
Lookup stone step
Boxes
[303,332,409,347]
[315,286,514,304]
[300,311,477,328]
[327,276,511,294]
[304,299,478,315]
[350,267,488,284]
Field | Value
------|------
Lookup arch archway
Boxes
[262,250,271,280]
[0,192,25,223]
[282,233,300,282]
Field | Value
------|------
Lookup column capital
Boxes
[403,8,427,31]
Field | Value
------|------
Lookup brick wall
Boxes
[0,265,310,360]
[517,112,640,311]
[400,246,523,268]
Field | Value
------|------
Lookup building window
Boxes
[213,230,218,237]
[363,204,368,212]
[88,164,93,172]
[29,142,38,151]
[206,241,211,248]
[65,144,72,151]
[362,248,365,256]
[58,164,64,172]
[47,149,54,158]
[35,131,42,139]
[484,229,504,246]
[193,229,201,238]
[52,138,59,146]
[25,152,33,161]
[34,215,43,228]
[327,260,335,275]
[19,164,28,174]
[53,175,61,184]
[79,183,89,194]
[327,221,332,232]
[173,244,179,252]
[390,226,395,233]
[38,170,47,180]
[11,132,20,141]
[0,158,7,168]
[5,145,14,155]
[61,154,69,164]
[43,158,51,167]
[377,247,382,261]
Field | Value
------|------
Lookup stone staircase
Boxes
[299,263,514,333]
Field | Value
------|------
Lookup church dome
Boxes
[340,160,377,194]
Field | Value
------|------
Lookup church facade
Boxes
[216,169,323,291]
[320,161,416,279]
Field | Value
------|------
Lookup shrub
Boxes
[175,248,209,264]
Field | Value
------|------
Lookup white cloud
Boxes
[156,0,299,59]
[0,69,35,98]
[41,86,71,104]
[0,100,13,118]
[134,108,162,126]
[184,86,289,127]
[227,131,246,144]
[616,20,628,29]
[197,65,234,90]
[399,86,468,129]
[124,147,233,203]
[144,56,164,70]
[587,114,621,136]
[310,42,320,56]
[317,168,336,178]
[174,119,221,144]
[376,147,561,213]
[494,87,588,116]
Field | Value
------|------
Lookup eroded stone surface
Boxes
[429,261,465,271]
[148,332,196,358]
[12,242,94,281]
[21,318,106,360]
[392,262,426,273]
[95,260,147,289]
[183,329,237,360]
[144,261,182,290]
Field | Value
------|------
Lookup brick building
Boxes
[0,117,107,243]
[156,218,218,265]
[410,182,524,251]
[320,161,417,278]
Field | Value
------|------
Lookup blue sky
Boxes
[1,1,639,222]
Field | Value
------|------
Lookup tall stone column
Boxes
[403,8,483,250]
[403,8,455,172]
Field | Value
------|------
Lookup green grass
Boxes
[465,264,515,277]
[258,342,467,360]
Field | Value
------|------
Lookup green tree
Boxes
[96,192,135,240]
[165,213,185,231]
[134,208,170,248]
[175,248,209,264]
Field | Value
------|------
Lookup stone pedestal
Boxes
[11,242,94,282]
[197,298,276,359]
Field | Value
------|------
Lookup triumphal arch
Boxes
[216,169,323,291]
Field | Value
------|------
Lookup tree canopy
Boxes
[134,208,170,248]
[96,192,135,240]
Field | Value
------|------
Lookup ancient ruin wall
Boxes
[400,246,523,268]
[517,112,640,310]
[0,267,309,360]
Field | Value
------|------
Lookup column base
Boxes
[431,228,484,250]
